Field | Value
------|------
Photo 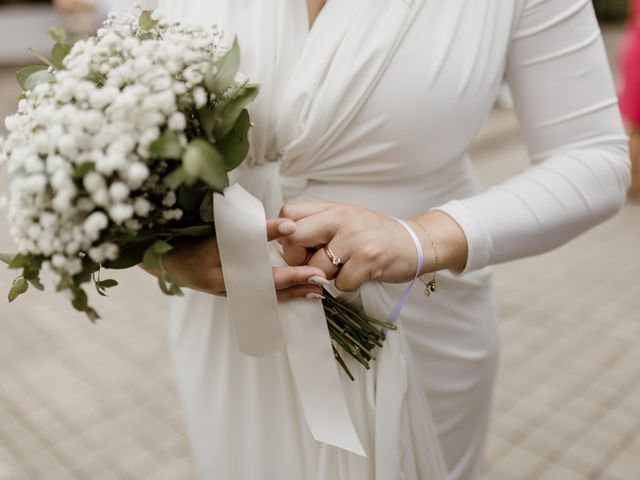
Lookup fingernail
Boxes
[308,276,330,286]
[305,293,325,300]
[278,221,296,235]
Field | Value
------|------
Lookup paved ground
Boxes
[0,25,638,480]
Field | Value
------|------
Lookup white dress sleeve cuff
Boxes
[429,200,493,277]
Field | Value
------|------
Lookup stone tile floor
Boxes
[0,26,638,480]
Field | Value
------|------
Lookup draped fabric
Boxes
[156,0,630,479]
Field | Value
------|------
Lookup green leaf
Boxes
[213,84,259,138]
[8,254,29,269]
[97,279,118,289]
[0,253,16,266]
[24,70,55,91]
[72,162,95,180]
[16,65,47,90]
[205,37,240,94]
[150,130,184,159]
[139,32,155,41]
[177,186,208,211]
[199,192,214,223]
[142,248,159,270]
[28,278,45,291]
[85,307,100,323]
[197,107,216,142]
[71,287,88,311]
[168,225,214,237]
[48,26,66,43]
[27,48,53,67]
[217,109,251,172]
[139,10,159,31]
[51,42,71,70]
[182,139,229,192]
[164,167,187,190]
[152,240,174,255]
[103,241,153,269]
[8,278,29,303]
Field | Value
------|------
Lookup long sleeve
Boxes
[432,0,631,275]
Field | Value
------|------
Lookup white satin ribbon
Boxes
[213,184,366,457]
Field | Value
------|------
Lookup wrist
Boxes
[409,211,468,275]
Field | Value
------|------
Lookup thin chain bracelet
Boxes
[412,219,438,296]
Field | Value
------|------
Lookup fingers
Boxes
[280,211,339,266]
[272,265,328,290]
[277,285,324,302]
[279,201,333,221]
[333,260,371,292]
[274,265,328,301]
[266,218,297,242]
[306,244,346,280]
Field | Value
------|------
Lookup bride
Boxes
[141,0,631,479]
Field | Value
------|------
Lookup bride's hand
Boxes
[141,218,328,301]
[279,201,469,292]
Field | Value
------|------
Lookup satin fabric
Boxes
[155,1,630,479]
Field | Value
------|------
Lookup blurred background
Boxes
[0,1,638,479]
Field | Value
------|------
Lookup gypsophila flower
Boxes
[0,7,257,322]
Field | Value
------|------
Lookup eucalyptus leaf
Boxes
[213,84,259,138]
[98,279,118,289]
[164,167,187,190]
[177,186,208,211]
[104,241,153,269]
[197,107,217,142]
[0,253,16,266]
[142,247,160,270]
[199,192,214,223]
[27,48,53,67]
[71,287,88,311]
[182,139,229,192]
[48,26,66,43]
[8,254,29,269]
[24,70,55,91]
[51,42,71,70]
[8,277,28,303]
[28,278,45,291]
[217,109,251,172]
[16,65,47,90]
[204,37,240,94]
[150,130,183,159]
[139,10,159,31]
[152,240,174,255]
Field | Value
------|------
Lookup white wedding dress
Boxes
[153,1,631,479]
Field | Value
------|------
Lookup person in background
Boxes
[620,0,640,197]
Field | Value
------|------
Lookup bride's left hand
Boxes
[278,201,420,292]
[279,201,469,292]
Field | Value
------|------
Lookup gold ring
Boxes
[323,246,342,267]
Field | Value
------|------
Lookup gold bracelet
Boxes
[413,219,438,296]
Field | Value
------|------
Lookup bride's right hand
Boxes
[141,218,328,301]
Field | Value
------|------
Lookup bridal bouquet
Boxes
[0,9,394,379]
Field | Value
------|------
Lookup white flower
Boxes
[109,203,134,224]
[109,182,130,202]
[162,208,183,221]
[83,171,106,192]
[162,191,176,207]
[193,87,208,108]
[83,211,109,237]
[168,112,186,131]
[126,162,150,189]
[133,197,152,217]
